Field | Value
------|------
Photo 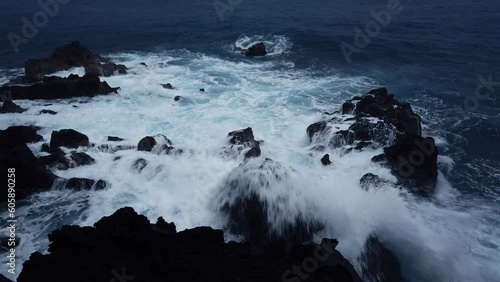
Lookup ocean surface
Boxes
[1,0,499,281]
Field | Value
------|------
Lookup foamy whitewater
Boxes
[1,36,499,282]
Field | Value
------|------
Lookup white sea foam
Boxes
[0,46,498,282]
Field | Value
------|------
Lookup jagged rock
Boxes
[24,41,127,80]
[64,178,106,191]
[39,109,57,115]
[0,100,26,113]
[107,136,124,142]
[1,74,119,100]
[140,62,147,67]
[359,236,402,282]
[17,207,361,282]
[382,136,439,195]
[241,42,268,57]
[321,154,332,165]
[40,151,95,170]
[0,127,56,202]
[308,88,422,148]
[50,129,89,149]
[227,127,261,159]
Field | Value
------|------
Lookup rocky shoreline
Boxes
[0,42,440,281]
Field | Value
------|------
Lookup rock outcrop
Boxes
[18,207,361,282]
[1,74,119,100]
[308,88,439,195]
[241,42,268,57]
[50,129,89,149]
[24,41,127,80]
[0,100,26,113]
[0,126,56,202]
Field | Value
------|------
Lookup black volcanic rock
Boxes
[360,236,402,282]
[39,109,57,115]
[382,135,439,195]
[0,127,56,202]
[227,127,261,159]
[308,88,421,148]
[18,207,361,282]
[24,41,127,80]
[321,154,332,165]
[0,100,26,113]
[50,129,89,149]
[307,88,439,195]
[107,136,124,142]
[218,158,322,245]
[242,42,268,57]
[1,73,119,100]
[137,136,156,151]
[64,178,106,191]
[174,95,183,101]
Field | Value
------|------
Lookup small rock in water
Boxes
[321,154,332,165]
[140,62,147,67]
[199,88,205,92]
[137,136,156,151]
[161,83,174,90]
[107,136,124,142]
[241,42,268,57]
[132,158,148,172]
[174,95,183,101]
[0,100,26,114]
[39,109,57,115]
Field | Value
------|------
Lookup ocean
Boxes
[0,0,499,281]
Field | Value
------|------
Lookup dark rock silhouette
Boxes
[64,178,106,191]
[50,129,89,149]
[17,207,361,282]
[0,100,26,113]
[1,74,119,100]
[24,41,127,80]
[241,42,268,57]
[0,126,56,202]
[227,127,261,159]
[359,236,402,282]
[107,136,124,142]
[161,83,174,89]
[321,154,332,165]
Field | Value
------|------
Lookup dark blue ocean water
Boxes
[0,0,500,280]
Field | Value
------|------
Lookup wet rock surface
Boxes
[17,207,361,282]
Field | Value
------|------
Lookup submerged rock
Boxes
[132,158,148,172]
[39,109,57,115]
[174,95,183,101]
[0,100,26,113]
[217,158,322,245]
[17,207,361,282]
[24,41,127,80]
[241,42,268,57]
[1,73,119,100]
[64,178,106,191]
